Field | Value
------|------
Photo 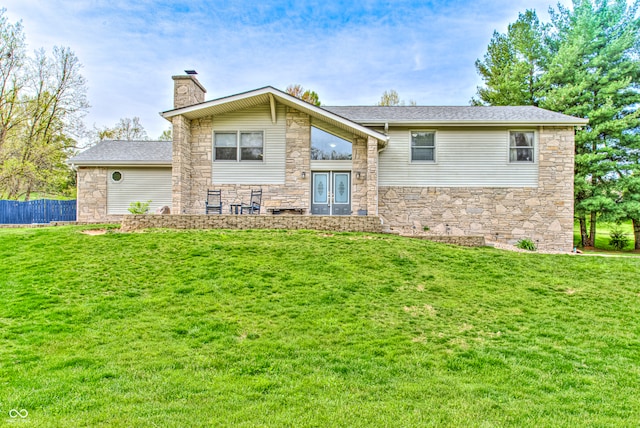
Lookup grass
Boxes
[1,226,640,427]
[574,220,638,254]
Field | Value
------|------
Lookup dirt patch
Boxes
[81,229,108,235]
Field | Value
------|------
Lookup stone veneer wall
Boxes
[121,214,383,233]
[180,107,314,214]
[172,115,192,214]
[76,167,123,222]
[351,137,368,213]
[379,127,575,251]
[172,75,206,109]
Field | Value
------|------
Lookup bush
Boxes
[128,200,151,214]
[516,238,537,251]
[609,226,629,251]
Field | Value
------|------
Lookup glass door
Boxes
[311,172,351,215]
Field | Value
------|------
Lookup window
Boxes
[510,131,534,162]
[111,171,123,182]
[240,132,264,161]
[214,132,237,160]
[214,131,263,161]
[411,131,435,162]
[311,127,352,160]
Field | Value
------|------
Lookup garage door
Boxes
[107,167,172,215]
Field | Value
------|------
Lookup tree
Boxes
[158,128,172,141]
[377,89,416,106]
[473,0,640,248]
[0,9,89,200]
[285,84,321,106]
[95,117,148,141]
[542,0,640,247]
[472,10,548,106]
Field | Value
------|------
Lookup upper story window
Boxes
[509,131,534,162]
[411,131,435,162]
[214,131,264,161]
[311,127,352,160]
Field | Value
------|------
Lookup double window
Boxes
[214,131,264,161]
[509,131,534,162]
[411,131,435,162]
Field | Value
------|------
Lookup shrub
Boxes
[609,226,629,251]
[128,200,151,214]
[516,238,537,251]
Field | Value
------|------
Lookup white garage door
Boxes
[107,167,172,215]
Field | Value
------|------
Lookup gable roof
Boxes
[67,140,172,166]
[161,86,390,144]
[323,106,588,126]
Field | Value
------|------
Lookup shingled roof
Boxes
[68,140,172,166]
[323,105,588,125]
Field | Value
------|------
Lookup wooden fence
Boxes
[0,199,76,224]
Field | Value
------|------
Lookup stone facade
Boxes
[76,167,122,222]
[172,75,206,109]
[121,214,383,233]
[379,127,575,251]
[173,105,382,216]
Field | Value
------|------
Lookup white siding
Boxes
[212,104,286,184]
[379,127,539,187]
[107,167,172,214]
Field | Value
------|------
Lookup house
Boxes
[69,72,588,251]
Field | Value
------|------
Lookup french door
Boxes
[311,172,351,215]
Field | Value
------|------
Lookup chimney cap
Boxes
[185,70,197,75]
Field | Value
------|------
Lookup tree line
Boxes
[473,0,640,249]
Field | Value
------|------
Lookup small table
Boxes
[230,203,242,214]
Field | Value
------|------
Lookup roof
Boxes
[67,140,172,166]
[323,106,588,126]
[161,86,390,144]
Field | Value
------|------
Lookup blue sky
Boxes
[4,0,572,140]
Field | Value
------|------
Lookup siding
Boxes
[107,167,172,214]
[212,104,286,184]
[379,127,539,187]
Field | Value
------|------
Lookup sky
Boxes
[3,0,573,141]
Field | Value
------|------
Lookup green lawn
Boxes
[2,227,640,427]
[574,220,638,253]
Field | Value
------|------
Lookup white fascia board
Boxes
[361,119,589,127]
[161,87,389,143]
[69,161,172,167]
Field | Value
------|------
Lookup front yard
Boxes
[1,226,639,426]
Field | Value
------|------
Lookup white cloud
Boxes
[3,0,574,140]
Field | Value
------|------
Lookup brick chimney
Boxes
[172,71,206,109]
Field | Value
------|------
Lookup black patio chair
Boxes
[205,189,222,214]
[241,189,262,214]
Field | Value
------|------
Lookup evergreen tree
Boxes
[472,10,548,106]
[542,0,640,247]
[474,0,640,248]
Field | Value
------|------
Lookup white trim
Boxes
[160,86,389,143]
[508,130,537,164]
[410,130,437,163]
[110,170,123,183]
[213,130,265,162]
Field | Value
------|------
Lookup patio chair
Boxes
[241,189,262,214]
[205,189,222,214]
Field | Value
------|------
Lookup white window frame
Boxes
[110,170,123,183]
[508,130,536,163]
[410,130,436,163]
[213,130,264,162]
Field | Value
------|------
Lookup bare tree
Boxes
[95,117,148,141]
[0,8,89,200]
[377,89,416,106]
